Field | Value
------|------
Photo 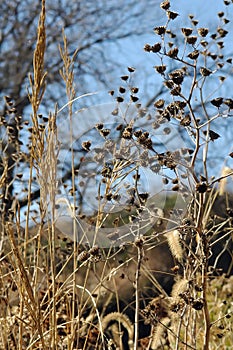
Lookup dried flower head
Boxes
[188,50,199,60]
[181,27,193,37]
[144,43,152,52]
[155,65,167,74]
[203,129,220,141]
[154,99,165,108]
[186,36,198,44]
[166,10,179,20]
[130,95,139,102]
[122,126,133,139]
[198,28,209,37]
[116,96,124,103]
[192,19,199,26]
[119,86,126,93]
[210,97,223,107]
[170,86,181,96]
[164,80,174,89]
[154,26,166,35]
[169,69,184,84]
[160,0,170,10]
[100,129,111,138]
[218,11,224,18]
[167,47,179,58]
[82,141,91,151]
[224,98,233,109]
[131,87,139,94]
[217,27,228,38]
[128,66,135,72]
[152,42,162,52]
[95,123,104,130]
[200,67,212,76]
[196,182,208,193]
[180,114,191,126]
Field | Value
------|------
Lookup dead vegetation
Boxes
[0,0,233,349]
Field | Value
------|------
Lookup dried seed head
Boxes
[112,108,119,116]
[224,98,233,108]
[217,42,224,49]
[130,95,139,102]
[164,80,174,89]
[175,100,187,109]
[95,123,104,130]
[121,75,129,81]
[204,129,220,141]
[180,114,191,126]
[105,193,113,201]
[144,43,152,52]
[122,127,133,139]
[4,96,14,106]
[78,251,90,262]
[128,66,135,72]
[217,28,228,38]
[167,47,179,58]
[166,10,179,20]
[154,99,165,108]
[116,96,124,103]
[138,192,149,202]
[187,36,198,44]
[119,86,126,93]
[134,236,144,247]
[131,87,139,94]
[169,69,184,84]
[82,141,91,151]
[172,178,179,184]
[134,129,142,137]
[181,27,193,37]
[100,129,111,138]
[101,165,112,178]
[170,86,181,96]
[160,0,170,10]
[153,26,166,35]
[200,40,208,47]
[192,19,199,26]
[210,97,223,107]
[152,42,162,52]
[218,11,224,18]
[196,182,208,193]
[172,184,179,191]
[200,67,212,76]
[188,50,199,60]
[198,28,209,37]
[89,245,100,256]
[155,65,167,74]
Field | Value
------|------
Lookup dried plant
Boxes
[0,0,233,349]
